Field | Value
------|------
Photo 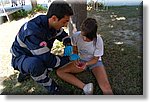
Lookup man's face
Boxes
[49,15,70,30]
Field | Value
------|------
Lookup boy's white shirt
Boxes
[71,31,104,61]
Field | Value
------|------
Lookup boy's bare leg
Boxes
[92,66,113,95]
[57,62,85,89]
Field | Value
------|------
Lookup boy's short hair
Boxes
[47,1,73,20]
[81,18,98,41]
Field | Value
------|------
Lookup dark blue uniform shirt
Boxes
[10,15,70,70]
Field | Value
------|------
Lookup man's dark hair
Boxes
[47,1,73,20]
[81,18,98,41]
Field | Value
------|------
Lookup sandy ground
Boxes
[0,17,30,93]
[0,14,65,93]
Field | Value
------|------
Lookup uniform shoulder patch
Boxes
[40,41,47,47]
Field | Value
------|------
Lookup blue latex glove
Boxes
[70,54,80,61]
[64,46,73,56]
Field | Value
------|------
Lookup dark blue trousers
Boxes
[12,55,60,93]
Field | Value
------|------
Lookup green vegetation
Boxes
[108,6,142,18]
[12,9,28,20]
[12,4,47,20]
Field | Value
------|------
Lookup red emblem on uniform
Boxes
[40,41,47,47]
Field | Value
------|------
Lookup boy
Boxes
[57,18,113,95]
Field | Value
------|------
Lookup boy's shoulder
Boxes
[72,31,81,37]
[96,34,103,42]
[74,31,81,35]
[97,34,102,38]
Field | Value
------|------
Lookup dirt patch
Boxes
[0,18,29,93]
[88,8,142,48]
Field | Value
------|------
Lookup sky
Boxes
[87,0,143,6]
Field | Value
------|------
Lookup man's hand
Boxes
[64,46,73,56]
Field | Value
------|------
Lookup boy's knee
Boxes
[56,68,63,77]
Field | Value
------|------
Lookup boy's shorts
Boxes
[80,60,104,71]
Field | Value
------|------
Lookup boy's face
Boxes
[49,15,70,30]
[81,31,92,42]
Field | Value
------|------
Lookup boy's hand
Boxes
[75,60,87,70]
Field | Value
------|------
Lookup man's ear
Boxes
[51,15,58,22]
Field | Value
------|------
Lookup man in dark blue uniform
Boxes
[10,1,79,94]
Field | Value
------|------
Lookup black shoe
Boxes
[18,73,30,82]
[49,81,62,95]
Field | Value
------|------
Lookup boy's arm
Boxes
[73,46,78,54]
[86,56,99,66]
[73,46,99,66]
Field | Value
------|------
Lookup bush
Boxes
[12,9,28,20]
[27,4,47,18]
[12,4,47,20]
[33,4,47,12]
